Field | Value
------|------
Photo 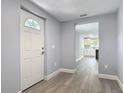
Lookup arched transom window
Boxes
[24,18,40,30]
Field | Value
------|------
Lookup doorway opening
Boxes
[75,22,99,62]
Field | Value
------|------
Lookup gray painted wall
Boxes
[75,32,80,59]
[117,2,123,83]
[61,13,118,75]
[22,1,61,75]
[1,0,21,93]
[61,22,76,69]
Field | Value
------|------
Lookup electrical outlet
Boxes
[52,45,55,48]
[104,65,108,69]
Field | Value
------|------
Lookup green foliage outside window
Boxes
[84,38,99,49]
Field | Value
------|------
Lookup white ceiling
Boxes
[76,22,99,37]
[30,0,121,22]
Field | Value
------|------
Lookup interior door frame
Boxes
[20,6,47,90]
[74,21,100,70]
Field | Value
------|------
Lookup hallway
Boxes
[23,57,122,93]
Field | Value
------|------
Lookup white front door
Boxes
[21,10,45,90]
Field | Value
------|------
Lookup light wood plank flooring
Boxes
[23,57,122,93]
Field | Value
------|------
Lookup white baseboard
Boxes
[59,68,76,73]
[76,56,84,62]
[17,91,22,93]
[98,74,118,80]
[45,69,60,80]
[98,74,123,91]
[116,77,123,91]
[45,68,76,80]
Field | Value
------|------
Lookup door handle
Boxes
[41,47,45,55]
[41,51,45,55]
[42,51,45,54]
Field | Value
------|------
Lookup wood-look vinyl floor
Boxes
[23,57,122,93]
